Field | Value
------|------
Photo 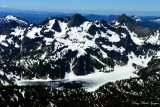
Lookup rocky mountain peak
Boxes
[117,14,137,25]
[117,14,154,37]
[67,14,88,27]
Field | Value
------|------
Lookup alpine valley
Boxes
[0,13,160,107]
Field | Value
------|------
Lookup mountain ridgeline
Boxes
[0,14,159,85]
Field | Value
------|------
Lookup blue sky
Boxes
[0,0,160,16]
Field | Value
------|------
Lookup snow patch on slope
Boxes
[11,27,25,37]
[102,45,125,53]
[0,35,6,42]
[107,30,120,42]
[146,30,160,45]
[26,27,42,39]
[0,35,8,47]
[44,37,54,45]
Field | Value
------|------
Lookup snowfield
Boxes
[65,52,152,92]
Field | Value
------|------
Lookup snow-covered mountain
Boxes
[0,15,28,25]
[1,13,160,106]
[0,14,160,91]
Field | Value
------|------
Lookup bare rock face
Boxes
[138,57,160,77]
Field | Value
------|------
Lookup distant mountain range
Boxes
[0,9,160,28]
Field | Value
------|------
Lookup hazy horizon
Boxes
[0,0,160,16]
[0,7,160,17]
